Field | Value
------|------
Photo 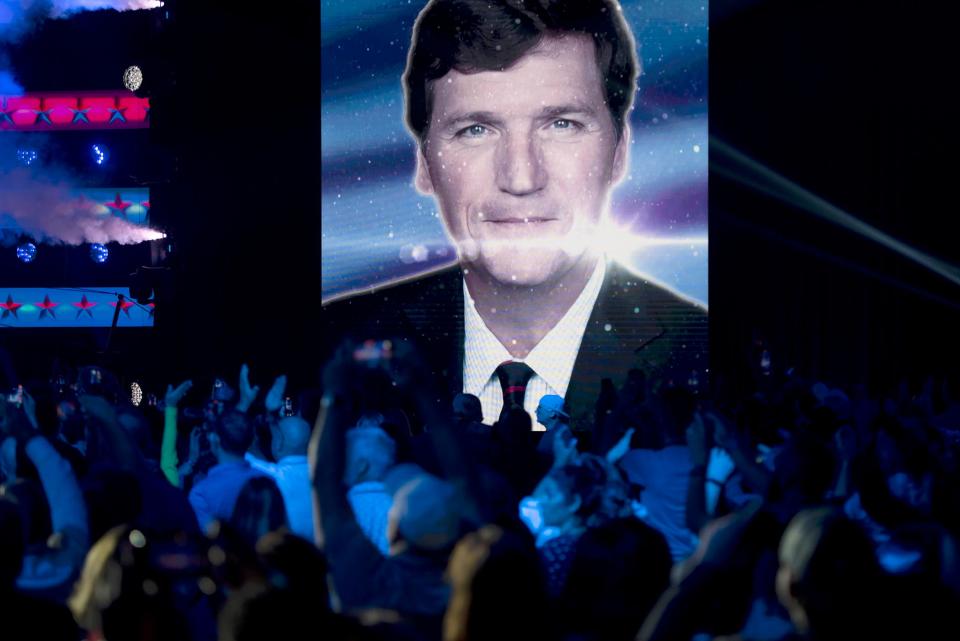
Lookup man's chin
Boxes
[467,252,570,288]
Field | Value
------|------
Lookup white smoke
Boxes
[0,166,165,245]
[1,2,162,92]
[48,1,163,17]
[1,1,165,246]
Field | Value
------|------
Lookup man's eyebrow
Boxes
[436,104,599,129]
[537,104,599,119]
[436,111,504,129]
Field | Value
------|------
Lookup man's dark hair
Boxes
[404,0,639,143]
[215,411,255,457]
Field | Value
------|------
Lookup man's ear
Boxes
[414,145,435,195]
[612,122,631,185]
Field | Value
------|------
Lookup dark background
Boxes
[709,0,960,395]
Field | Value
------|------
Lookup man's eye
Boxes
[458,124,489,137]
[553,119,573,129]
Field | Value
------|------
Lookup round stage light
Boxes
[16,242,37,263]
[91,144,109,166]
[16,148,38,166]
[123,65,143,91]
[90,243,110,264]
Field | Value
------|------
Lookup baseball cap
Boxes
[537,394,569,418]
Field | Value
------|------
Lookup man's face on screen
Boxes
[416,35,628,287]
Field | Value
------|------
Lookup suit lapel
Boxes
[566,262,668,430]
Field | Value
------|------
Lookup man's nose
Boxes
[495,133,547,196]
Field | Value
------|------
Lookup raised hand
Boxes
[165,380,193,408]
[707,447,735,485]
[22,388,38,430]
[708,411,742,455]
[553,425,580,467]
[237,364,260,412]
[607,427,635,464]
[265,375,288,414]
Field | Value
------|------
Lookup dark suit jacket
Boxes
[321,261,708,434]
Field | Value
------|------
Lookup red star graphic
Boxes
[105,193,132,215]
[36,295,59,319]
[0,295,23,319]
[72,295,97,318]
[109,299,136,317]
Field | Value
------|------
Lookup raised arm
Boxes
[710,412,771,496]
[161,380,193,487]
[5,406,89,591]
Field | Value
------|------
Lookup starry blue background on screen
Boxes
[322,0,707,306]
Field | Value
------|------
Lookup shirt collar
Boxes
[463,258,606,396]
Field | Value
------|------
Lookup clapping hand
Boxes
[236,364,260,412]
[165,380,193,408]
[264,375,288,414]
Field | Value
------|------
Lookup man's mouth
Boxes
[485,217,556,224]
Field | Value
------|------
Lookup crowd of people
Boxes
[0,340,958,640]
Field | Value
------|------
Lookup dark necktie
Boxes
[495,361,535,412]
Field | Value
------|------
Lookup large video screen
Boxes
[321,0,707,432]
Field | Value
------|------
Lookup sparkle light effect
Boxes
[16,148,38,166]
[91,144,109,166]
[90,243,109,263]
[16,242,37,263]
[123,66,143,91]
[131,382,143,406]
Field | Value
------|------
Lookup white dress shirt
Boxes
[463,259,606,430]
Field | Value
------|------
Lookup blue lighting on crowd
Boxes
[16,242,37,263]
[16,148,38,166]
[91,144,109,166]
[90,243,110,264]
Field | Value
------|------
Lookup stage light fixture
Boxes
[90,243,110,264]
[91,144,109,166]
[16,242,37,263]
[131,382,143,406]
[123,66,143,92]
[16,148,38,166]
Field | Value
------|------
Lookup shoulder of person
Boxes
[321,264,463,353]
[322,263,462,315]
[601,260,708,319]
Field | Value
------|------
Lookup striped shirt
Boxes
[463,259,606,430]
